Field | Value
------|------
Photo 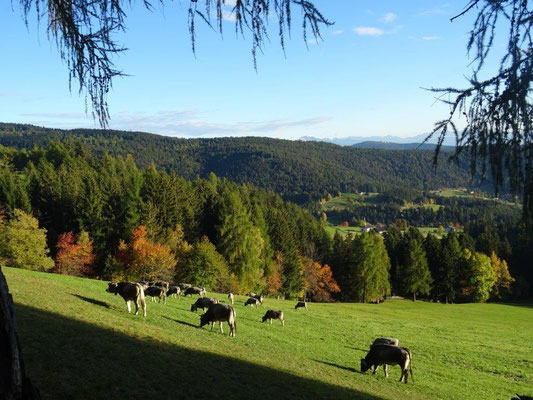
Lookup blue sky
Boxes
[0,1,496,140]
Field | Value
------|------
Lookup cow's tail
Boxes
[139,286,147,317]
[231,307,237,337]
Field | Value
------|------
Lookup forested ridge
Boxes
[0,140,530,300]
[0,123,490,204]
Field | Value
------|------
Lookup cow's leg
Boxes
[219,322,224,334]
[126,300,131,313]
[134,298,139,315]
[281,318,284,327]
[270,319,272,324]
[210,322,215,331]
[384,364,389,378]
[372,365,378,375]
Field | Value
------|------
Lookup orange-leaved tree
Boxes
[303,257,340,302]
[116,226,176,282]
[55,231,96,277]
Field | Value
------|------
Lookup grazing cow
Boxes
[294,301,308,310]
[360,344,413,384]
[106,282,146,317]
[228,293,234,305]
[178,283,192,290]
[191,297,219,312]
[154,281,169,290]
[200,303,237,337]
[252,294,264,305]
[166,286,181,298]
[369,337,400,374]
[371,337,399,348]
[184,286,205,297]
[244,297,260,307]
[145,286,167,304]
[262,310,284,326]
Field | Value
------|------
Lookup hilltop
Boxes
[0,123,486,204]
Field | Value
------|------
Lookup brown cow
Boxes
[361,344,413,384]
[106,282,146,317]
[200,303,237,337]
[191,297,219,312]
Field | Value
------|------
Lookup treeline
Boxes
[0,123,491,204]
[0,142,336,299]
[328,228,518,303]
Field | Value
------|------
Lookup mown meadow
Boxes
[4,267,533,400]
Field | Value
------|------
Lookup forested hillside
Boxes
[0,123,489,204]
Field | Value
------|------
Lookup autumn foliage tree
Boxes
[116,225,176,282]
[302,257,340,302]
[490,252,514,300]
[55,231,96,277]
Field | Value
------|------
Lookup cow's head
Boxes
[107,282,118,295]
[262,314,267,323]
[360,358,370,372]
[190,304,197,312]
[199,313,209,327]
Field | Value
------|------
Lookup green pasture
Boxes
[323,192,381,211]
[4,267,533,400]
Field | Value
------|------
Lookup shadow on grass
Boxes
[161,315,198,328]
[345,345,369,353]
[71,294,110,309]
[13,304,384,400]
[313,359,360,373]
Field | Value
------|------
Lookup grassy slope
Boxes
[4,267,533,400]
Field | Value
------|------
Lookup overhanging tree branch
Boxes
[16,0,332,127]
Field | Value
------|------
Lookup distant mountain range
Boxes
[300,134,456,148]
[352,141,455,151]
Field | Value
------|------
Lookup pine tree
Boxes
[399,237,432,301]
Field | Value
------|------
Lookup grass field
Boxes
[4,267,533,400]
[323,193,381,211]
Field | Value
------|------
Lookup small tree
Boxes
[460,249,496,303]
[178,236,232,292]
[116,225,176,282]
[0,209,54,271]
[490,252,514,300]
[399,237,433,301]
[302,257,340,302]
[55,231,96,277]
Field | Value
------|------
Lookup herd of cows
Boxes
[105,280,413,383]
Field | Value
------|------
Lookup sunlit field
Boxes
[5,267,533,400]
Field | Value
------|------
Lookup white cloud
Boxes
[422,36,440,40]
[331,30,344,35]
[221,10,236,22]
[224,0,237,6]
[353,27,384,36]
[381,13,397,23]
[20,110,331,137]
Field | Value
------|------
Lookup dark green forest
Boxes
[0,125,531,300]
[0,123,494,204]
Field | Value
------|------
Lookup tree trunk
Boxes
[0,267,40,400]
[413,292,416,302]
